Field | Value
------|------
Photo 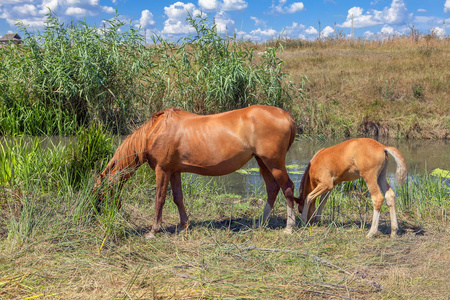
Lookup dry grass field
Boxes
[1,197,449,299]
[275,37,450,139]
[1,170,449,299]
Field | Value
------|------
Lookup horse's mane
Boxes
[100,108,181,179]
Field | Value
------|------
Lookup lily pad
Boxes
[235,164,306,176]
[430,168,450,179]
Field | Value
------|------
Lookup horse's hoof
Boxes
[366,231,377,238]
[283,227,293,235]
[178,221,190,231]
[144,231,156,239]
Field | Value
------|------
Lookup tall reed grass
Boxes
[0,12,300,136]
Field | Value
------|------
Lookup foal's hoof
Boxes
[144,231,157,239]
[366,231,378,238]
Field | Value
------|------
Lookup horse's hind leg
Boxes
[145,166,171,239]
[259,157,296,233]
[255,157,280,226]
[378,170,398,238]
[364,171,385,238]
[171,172,189,232]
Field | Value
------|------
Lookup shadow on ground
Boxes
[126,215,426,238]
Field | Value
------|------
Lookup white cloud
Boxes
[39,0,59,14]
[102,6,115,14]
[286,2,304,13]
[321,25,334,38]
[380,25,394,35]
[13,4,39,16]
[222,0,247,11]
[250,27,277,37]
[250,16,265,27]
[305,26,318,35]
[431,26,445,37]
[283,21,305,37]
[363,30,375,39]
[65,7,84,16]
[162,2,202,35]
[214,11,234,34]
[0,0,116,29]
[384,0,408,23]
[339,0,409,29]
[417,8,427,13]
[138,9,155,29]
[198,0,219,11]
[271,1,305,14]
[446,1,450,13]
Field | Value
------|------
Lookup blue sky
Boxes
[1,1,449,41]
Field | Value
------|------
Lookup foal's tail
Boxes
[385,147,407,185]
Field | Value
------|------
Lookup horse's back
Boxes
[309,139,387,181]
[156,105,296,175]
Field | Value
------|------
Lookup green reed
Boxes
[0,12,303,136]
[0,11,151,135]
[148,14,299,114]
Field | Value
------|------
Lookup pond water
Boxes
[2,136,449,196]
[200,137,450,196]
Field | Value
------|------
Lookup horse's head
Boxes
[294,194,305,214]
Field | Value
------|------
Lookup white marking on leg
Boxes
[284,205,296,234]
[386,188,398,237]
[367,210,380,238]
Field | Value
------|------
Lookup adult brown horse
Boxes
[93,105,298,238]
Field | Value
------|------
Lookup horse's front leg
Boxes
[145,166,171,239]
[170,172,189,232]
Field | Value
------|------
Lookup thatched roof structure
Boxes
[0,33,23,44]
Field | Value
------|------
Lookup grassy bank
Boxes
[277,37,450,138]
[0,136,449,299]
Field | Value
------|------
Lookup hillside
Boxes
[277,37,450,139]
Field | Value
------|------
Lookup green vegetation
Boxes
[0,12,298,136]
[1,132,449,298]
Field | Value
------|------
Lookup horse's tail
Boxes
[385,146,407,185]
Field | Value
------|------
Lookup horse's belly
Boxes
[180,152,253,176]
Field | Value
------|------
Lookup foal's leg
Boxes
[255,157,280,226]
[145,166,171,239]
[378,172,398,238]
[300,183,329,225]
[315,192,331,223]
[364,172,384,238]
[170,172,189,232]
